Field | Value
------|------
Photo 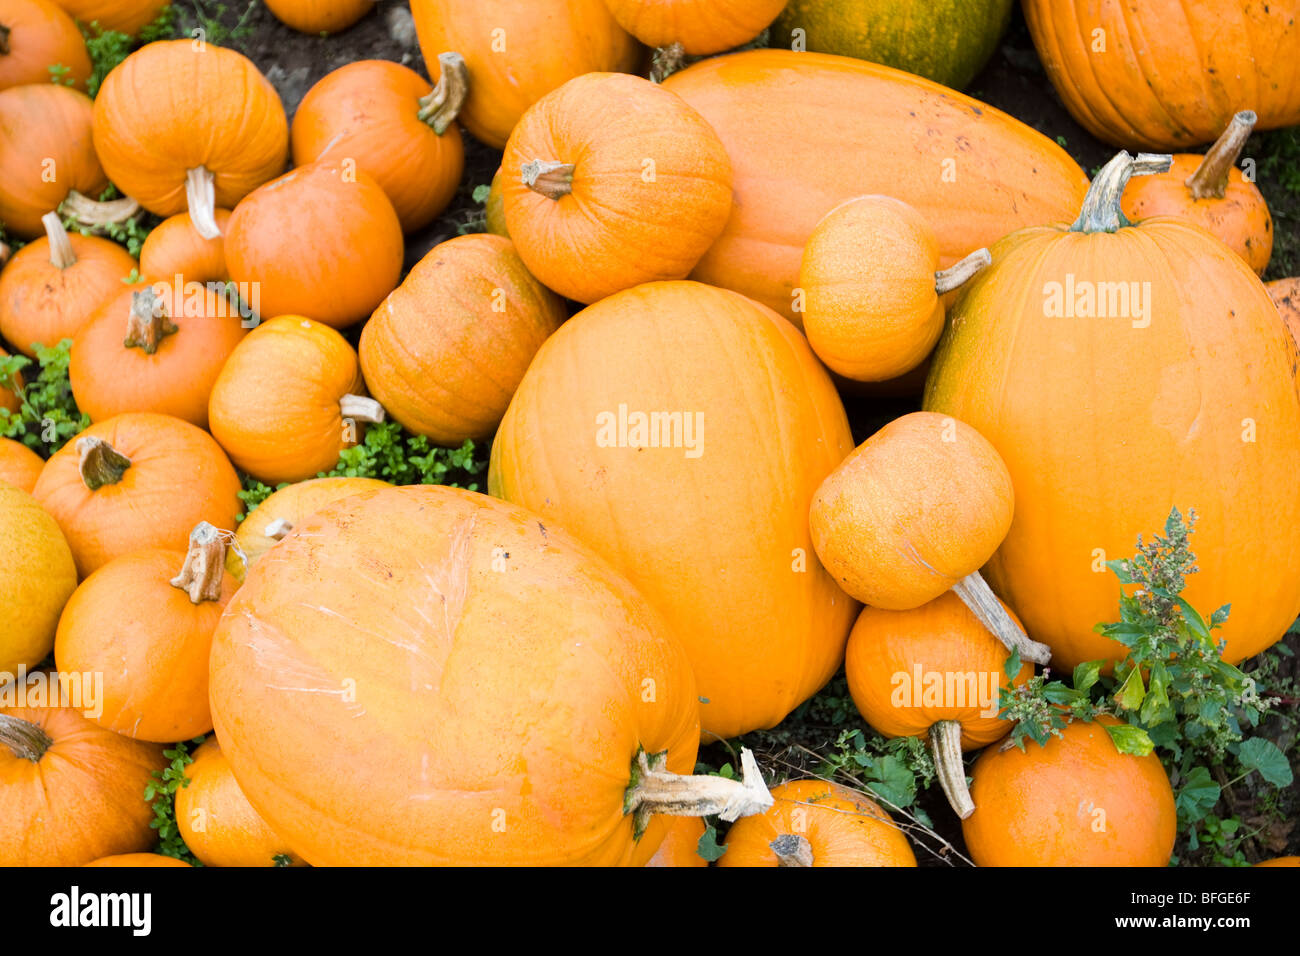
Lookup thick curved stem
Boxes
[770,833,814,867]
[521,160,575,201]
[1071,151,1173,233]
[952,571,1052,665]
[624,746,773,839]
[77,436,131,490]
[42,213,76,269]
[59,190,142,233]
[934,248,991,295]
[339,394,385,424]
[170,522,226,604]
[186,166,222,240]
[0,713,53,762]
[1186,110,1256,200]
[930,720,975,819]
[416,51,469,135]
[263,517,293,541]
[123,287,178,354]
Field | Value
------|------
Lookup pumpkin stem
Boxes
[521,160,575,201]
[1186,110,1256,200]
[0,713,52,762]
[1071,151,1173,233]
[623,746,773,839]
[263,517,293,541]
[170,522,227,604]
[952,571,1052,665]
[339,394,386,424]
[929,720,975,820]
[123,287,179,354]
[934,248,992,295]
[59,190,142,233]
[41,213,77,269]
[649,42,688,83]
[77,436,131,491]
[770,833,814,867]
[416,51,469,135]
[186,166,222,240]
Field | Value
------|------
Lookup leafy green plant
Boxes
[80,23,133,97]
[175,1,258,51]
[144,737,204,865]
[0,339,90,457]
[47,63,77,86]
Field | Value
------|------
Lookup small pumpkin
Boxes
[291,56,467,233]
[483,166,508,238]
[224,161,404,329]
[360,234,567,445]
[0,482,78,675]
[604,0,786,55]
[32,413,242,578]
[207,315,383,484]
[962,716,1177,866]
[1121,111,1272,275]
[0,437,44,492]
[138,209,233,285]
[643,817,709,868]
[717,779,917,867]
[85,853,192,867]
[262,0,373,34]
[49,0,169,35]
[0,0,91,91]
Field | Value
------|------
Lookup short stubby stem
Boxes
[521,160,575,200]
[169,522,227,604]
[934,248,992,295]
[123,287,179,354]
[416,51,469,135]
[929,720,975,819]
[42,213,77,269]
[1071,151,1173,233]
[77,436,131,490]
[186,166,222,240]
[952,570,1052,665]
[624,746,773,839]
[770,833,814,867]
[1186,110,1256,200]
[339,394,385,424]
[0,713,53,762]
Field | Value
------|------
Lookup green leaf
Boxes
[1106,559,1135,584]
[1176,766,1221,825]
[1042,682,1084,705]
[472,184,492,204]
[865,755,916,809]
[1104,722,1154,756]
[695,824,727,862]
[1073,660,1103,695]
[1139,661,1172,726]
[1113,666,1146,711]
[1002,646,1021,682]
[1176,596,1212,643]
[1237,738,1293,787]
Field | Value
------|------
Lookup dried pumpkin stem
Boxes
[186,166,222,240]
[77,436,131,490]
[416,51,469,135]
[521,160,575,200]
[42,213,77,269]
[934,248,992,295]
[170,522,227,604]
[1186,110,1256,200]
[770,833,814,867]
[649,42,688,84]
[952,571,1052,665]
[0,713,53,762]
[59,190,142,233]
[624,746,773,838]
[263,517,294,541]
[123,287,178,354]
[929,720,975,820]
[1071,151,1173,233]
[339,394,386,424]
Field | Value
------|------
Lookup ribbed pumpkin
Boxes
[717,780,916,867]
[490,281,856,740]
[1023,0,1300,149]
[1268,279,1300,352]
[360,234,566,445]
[1,676,165,866]
[138,209,233,285]
[0,0,91,91]
[604,0,786,55]
[210,485,773,865]
[92,40,289,239]
[0,437,44,492]
[32,413,242,578]
[207,315,381,484]
[0,83,105,238]
[409,0,641,149]
[262,0,373,33]
[49,0,169,35]
[644,817,708,868]
[85,853,192,867]
[0,482,78,675]
[962,716,1177,866]
[291,56,467,233]
[1121,112,1272,275]
[224,162,404,329]
[924,153,1300,671]
[661,50,1089,323]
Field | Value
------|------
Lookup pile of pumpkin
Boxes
[3,0,1300,868]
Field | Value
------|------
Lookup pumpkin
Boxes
[0,214,136,357]
[490,280,856,740]
[262,0,373,34]
[85,853,192,866]
[0,84,106,239]
[844,591,1033,819]
[644,817,708,868]
[1023,0,1300,149]
[138,209,233,285]
[800,196,991,382]
[660,50,1089,323]
[207,315,382,484]
[1268,278,1300,351]
[70,282,248,428]
[210,484,774,865]
[1121,112,1272,275]
[502,72,733,304]
[924,152,1300,671]
[49,0,168,35]
[224,161,404,329]
[0,673,165,866]
[291,56,467,234]
[603,0,786,55]
[0,482,77,675]
[409,0,642,150]
[772,0,1012,91]
[962,716,1176,866]
[483,166,508,237]
[717,779,916,867]
[360,234,567,445]
[175,737,304,867]
[0,0,90,91]
[32,413,242,578]
[0,437,44,492]
[92,39,289,239]
[1255,856,1300,867]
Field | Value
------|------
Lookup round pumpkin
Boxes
[92,39,289,239]
[0,437,44,492]
[32,413,242,578]
[483,166,508,237]
[49,0,169,35]
[0,83,106,238]
[962,716,1177,866]
[717,779,916,867]
[360,234,566,445]
[85,853,192,866]
[924,152,1300,671]
[138,209,233,285]
[409,0,641,150]
[224,161,404,329]
[291,56,467,233]
[0,0,91,92]
[262,0,373,33]
[490,280,856,741]
[604,0,786,55]
[0,482,77,675]
[644,817,708,868]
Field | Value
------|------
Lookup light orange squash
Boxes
[138,209,233,285]
[49,0,169,35]
[0,0,91,92]
[603,0,787,55]
[0,437,44,492]
[262,0,373,34]
[0,482,78,675]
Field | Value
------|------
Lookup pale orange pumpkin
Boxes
[0,482,78,675]
[0,437,44,493]
[0,0,91,92]
[483,166,508,237]
[138,209,233,285]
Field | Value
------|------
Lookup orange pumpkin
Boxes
[409,0,641,149]
[0,0,90,92]
[0,482,78,675]
[0,437,44,492]
[644,817,708,868]
[138,209,233,285]
[1268,278,1300,352]
[603,0,786,55]
[962,716,1177,866]
[49,0,169,35]
[490,280,856,741]
[502,72,732,304]
[291,56,467,233]
[207,315,382,484]
[32,413,242,578]
[1121,111,1272,275]
[92,40,289,239]
[225,162,404,329]
[717,779,917,867]
[85,853,192,866]
[1255,856,1300,867]
[1,673,165,866]
[360,234,566,445]
[262,0,373,33]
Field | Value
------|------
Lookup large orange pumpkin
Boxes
[138,209,233,286]
[603,0,786,55]
[0,437,44,493]
[490,280,856,740]
[0,482,78,675]
[924,152,1300,671]
[0,0,91,92]
[49,0,169,35]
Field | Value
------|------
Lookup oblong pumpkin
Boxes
[49,0,169,35]
[0,437,44,493]
[605,0,786,55]
[138,209,233,285]
[262,0,373,34]
[0,0,91,92]
[0,482,78,675]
